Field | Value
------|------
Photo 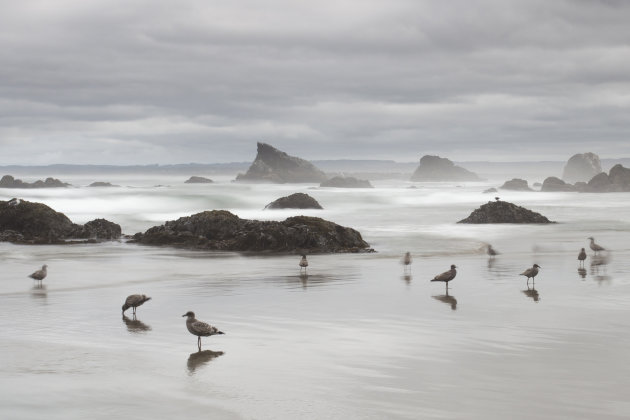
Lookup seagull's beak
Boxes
[182,314,187,317]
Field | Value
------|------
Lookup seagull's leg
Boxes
[197,336,201,351]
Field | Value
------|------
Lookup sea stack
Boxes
[458,201,555,224]
[410,155,480,182]
[235,142,328,183]
[562,153,602,184]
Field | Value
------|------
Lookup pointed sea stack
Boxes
[235,142,328,183]
[458,201,555,224]
[410,155,480,182]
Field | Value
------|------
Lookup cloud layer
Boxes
[2,0,630,164]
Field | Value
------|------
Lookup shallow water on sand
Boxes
[1,176,630,419]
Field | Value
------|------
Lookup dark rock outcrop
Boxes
[0,175,69,188]
[235,142,328,183]
[458,201,555,224]
[71,218,122,240]
[541,177,576,192]
[265,193,323,210]
[562,153,602,184]
[320,176,373,188]
[133,210,372,253]
[500,178,533,191]
[0,199,121,244]
[410,155,481,182]
[582,164,630,192]
[185,176,213,184]
[89,182,119,187]
[483,187,498,194]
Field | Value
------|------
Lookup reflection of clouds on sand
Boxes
[187,350,224,374]
[122,315,152,333]
[432,293,457,310]
[521,285,540,302]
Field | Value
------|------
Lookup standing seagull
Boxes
[122,294,152,315]
[28,264,47,283]
[299,254,308,273]
[577,248,587,267]
[430,264,457,291]
[183,311,224,351]
[487,245,499,258]
[520,264,541,285]
[588,237,605,255]
[403,252,412,272]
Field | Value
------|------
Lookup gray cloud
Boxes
[1,0,630,164]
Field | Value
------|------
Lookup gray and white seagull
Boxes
[122,294,152,315]
[183,311,225,351]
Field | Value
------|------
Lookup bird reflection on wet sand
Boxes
[402,274,412,285]
[522,285,540,302]
[187,350,225,374]
[122,314,152,333]
[577,268,587,279]
[590,252,610,275]
[31,284,47,301]
[432,292,457,310]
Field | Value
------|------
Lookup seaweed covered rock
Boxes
[0,175,69,188]
[133,210,372,253]
[458,201,555,224]
[265,193,323,209]
[500,178,533,191]
[235,142,328,183]
[185,176,213,184]
[410,155,480,181]
[541,177,576,192]
[0,199,121,244]
[71,218,122,240]
[320,176,373,188]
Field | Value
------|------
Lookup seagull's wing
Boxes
[125,294,143,306]
[192,321,221,335]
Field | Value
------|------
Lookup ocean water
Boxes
[1,175,630,419]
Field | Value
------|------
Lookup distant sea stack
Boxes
[0,199,121,244]
[320,176,373,188]
[562,153,602,184]
[410,155,481,182]
[185,176,213,184]
[89,182,119,187]
[235,142,328,183]
[0,175,69,188]
[541,177,576,192]
[581,164,630,192]
[265,193,323,209]
[499,178,533,191]
[133,210,372,253]
[458,201,555,224]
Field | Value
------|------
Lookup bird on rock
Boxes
[520,264,541,285]
[122,294,152,315]
[431,264,457,291]
[183,311,224,351]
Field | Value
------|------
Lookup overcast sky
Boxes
[1,0,630,165]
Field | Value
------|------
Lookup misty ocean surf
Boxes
[1,175,630,420]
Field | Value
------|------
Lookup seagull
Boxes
[577,248,587,267]
[403,252,412,271]
[520,264,541,285]
[487,245,499,258]
[183,311,224,351]
[495,197,500,201]
[28,264,47,283]
[122,294,152,315]
[430,264,457,291]
[299,254,308,273]
[588,237,605,255]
